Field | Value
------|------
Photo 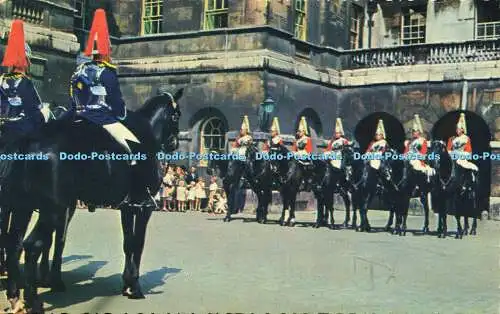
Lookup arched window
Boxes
[200,117,226,166]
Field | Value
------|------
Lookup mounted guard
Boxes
[0,20,45,179]
[70,9,140,162]
[231,115,253,157]
[403,114,435,179]
[445,113,479,195]
[292,116,313,161]
[324,118,357,192]
[366,119,388,169]
[262,117,283,152]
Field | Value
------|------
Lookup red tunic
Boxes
[292,137,313,153]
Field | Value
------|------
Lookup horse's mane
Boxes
[136,94,171,117]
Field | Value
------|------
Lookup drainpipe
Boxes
[461,80,468,110]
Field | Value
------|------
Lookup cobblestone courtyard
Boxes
[2,209,498,313]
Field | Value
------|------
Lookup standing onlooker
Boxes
[186,166,198,185]
[195,177,207,211]
[162,166,175,211]
[187,181,196,211]
[176,180,187,212]
[214,191,228,214]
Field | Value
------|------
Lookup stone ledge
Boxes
[115,49,500,86]
[0,19,79,54]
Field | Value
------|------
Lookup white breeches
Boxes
[409,160,436,176]
[330,159,342,169]
[456,159,479,171]
[369,159,381,170]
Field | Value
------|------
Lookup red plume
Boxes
[2,20,28,68]
[84,9,111,57]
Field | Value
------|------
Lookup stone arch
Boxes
[190,107,228,167]
[295,108,323,137]
[431,110,492,212]
[354,111,406,153]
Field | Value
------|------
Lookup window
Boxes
[74,0,85,18]
[200,117,225,167]
[294,0,307,40]
[29,57,46,91]
[350,5,363,49]
[142,0,163,35]
[204,0,228,30]
[401,10,426,45]
[74,0,86,30]
[476,2,500,39]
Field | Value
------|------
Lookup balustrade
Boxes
[350,39,500,68]
[11,0,44,25]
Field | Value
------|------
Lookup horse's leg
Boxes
[314,197,323,228]
[455,215,463,239]
[126,205,153,299]
[23,209,55,313]
[385,209,394,232]
[327,195,335,230]
[0,207,10,276]
[287,192,297,227]
[37,230,52,288]
[120,205,136,296]
[5,208,33,313]
[463,217,469,236]
[48,205,75,292]
[279,190,287,226]
[470,218,477,235]
[262,188,271,224]
[420,194,430,234]
[341,189,351,228]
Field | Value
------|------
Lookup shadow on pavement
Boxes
[41,261,181,311]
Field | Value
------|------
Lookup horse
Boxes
[220,143,274,223]
[351,148,402,232]
[313,145,356,229]
[442,154,481,239]
[390,141,443,236]
[0,89,183,313]
[266,144,317,227]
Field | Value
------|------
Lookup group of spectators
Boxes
[157,164,227,214]
[76,164,227,214]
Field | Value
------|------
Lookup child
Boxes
[176,180,187,212]
[208,176,218,212]
[215,191,228,214]
[195,177,207,211]
[162,167,175,211]
[187,181,196,211]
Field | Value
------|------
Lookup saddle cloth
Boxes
[456,159,479,171]
[102,122,140,153]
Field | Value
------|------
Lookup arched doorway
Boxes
[354,111,406,153]
[200,116,227,167]
[431,110,492,213]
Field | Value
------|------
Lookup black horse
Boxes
[220,143,274,223]
[313,145,357,229]
[351,148,402,232]
[390,140,443,236]
[443,157,481,239]
[0,89,183,313]
[266,144,317,227]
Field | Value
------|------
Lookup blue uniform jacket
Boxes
[70,61,126,125]
[0,73,44,136]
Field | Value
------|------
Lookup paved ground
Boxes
[1,209,499,313]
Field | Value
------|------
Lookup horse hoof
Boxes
[343,222,349,228]
[223,217,231,222]
[313,223,321,229]
[422,227,429,234]
[470,229,477,236]
[289,221,295,227]
[25,301,44,314]
[328,224,335,230]
[128,290,146,299]
[384,226,392,232]
[463,229,469,236]
[122,286,131,296]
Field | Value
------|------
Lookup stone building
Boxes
[0,0,499,212]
